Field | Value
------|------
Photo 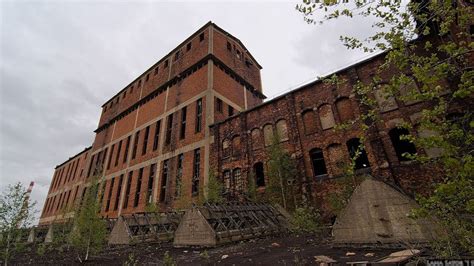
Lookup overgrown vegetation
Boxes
[290,206,322,234]
[266,133,299,211]
[205,170,225,204]
[0,182,36,266]
[297,0,473,256]
[69,176,107,263]
[163,251,176,266]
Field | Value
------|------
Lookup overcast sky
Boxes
[0,0,379,222]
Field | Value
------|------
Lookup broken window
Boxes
[254,162,265,187]
[147,164,156,203]
[199,32,204,42]
[389,128,417,161]
[153,120,161,151]
[142,126,150,155]
[187,42,192,51]
[159,160,169,203]
[192,148,201,196]
[318,104,336,130]
[227,41,232,51]
[180,107,187,140]
[123,171,133,209]
[232,168,242,196]
[195,98,202,133]
[310,148,328,177]
[346,138,371,170]
[175,154,183,198]
[131,130,140,159]
[114,174,123,211]
[133,168,143,207]
[165,113,173,145]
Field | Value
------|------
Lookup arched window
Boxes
[253,162,265,187]
[374,84,398,112]
[222,139,231,158]
[276,119,289,141]
[327,144,344,176]
[318,104,336,130]
[302,109,317,134]
[309,148,327,177]
[346,138,371,170]
[230,168,242,197]
[251,128,262,150]
[335,97,354,122]
[263,124,274,146]
[389,128,417,161]
[232,136,241,157]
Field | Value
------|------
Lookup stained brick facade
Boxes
[39,17,468,225]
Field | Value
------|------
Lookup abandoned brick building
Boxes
[39,14,466,225]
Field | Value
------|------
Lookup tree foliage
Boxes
[69,177,107,263]
[297,0,473,256]
[205,170,225,204]
[266,132,298,211]
[0,182,36,266]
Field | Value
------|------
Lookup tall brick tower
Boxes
[39,22,266,224]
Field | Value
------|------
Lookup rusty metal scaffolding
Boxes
[174,202,287,247]
[108,211,183,245]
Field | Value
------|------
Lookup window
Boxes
[232,168,242,195]
[389,128,417,161]
[138,79,141,87]
[132,130,140,159]
[105,177,115,212]
[180,107,187,139]
[159,160,169,202]
[175,154,184,198]
[232,136,241,157]
[251,128,262,150]
[123,171,133,209]
[174,50,181,60]
[318,104,336,130]
[374,85,398,112]
[130,85,134,94]
[228,106,234,116]
[276,119,289,141]
[199,32,204,42]
[222,139,231,158]
[153,120,161,151]
[245,59,252,68]
[302,110,317,134]
[142,126,150,155]
[115,140,122,167]
[254,162,265,187]
[164,60,169,68]
[154,66,159,75]
[195,98,202,133]
[114,174,124,211]
[346,138,371,170]
[227,41,232,51]
[192,148,200,195]
[147,164,156,203]
[123,90,127,99]
[104,106,107,112]
[263,124,274,146]
[145,73,149,82]
[309,148,328,177]
[187,42,192,51]
[335,97,354,123]
[216,97,223,113]
[165,114,173,145]
[236,50,241,59]
[223,170,231,193]
[134,168,143,207]
[107,144,115,170]
[123,136,131,163]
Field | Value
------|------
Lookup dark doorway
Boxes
[254,162,265,187]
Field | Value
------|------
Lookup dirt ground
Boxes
[10,234,412,265]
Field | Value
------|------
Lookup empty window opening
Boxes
[180,106,187,139]
[227,41,232,51]
[346,138,371,170]
[131,130,140,159]
[216,97,223,113]
[175,154,184,198]
[228,106,234,116]
[160,160,169,202]
[195,98,202,133]
[192,148,201,196]
[138,79,141,87]
[147,164,156,203]
[142,126,150,155]
[309,148,328,177]
[199,32,204,42]
[134,168,143,207]
[164,60,169,68]
[123,171,133,209]
[175,50,181,60]
[254,162,265,187]
[107,144,115,170]
[165,114,173,145]
[187,42,192,51]
[115,140,122,167]
[105,177,115,212]
[114,174,124,211]
[145,73,149,82]
[389,128,417,161]
[154,67,159,75]
[123,136,131,163]
[153,120,161,151]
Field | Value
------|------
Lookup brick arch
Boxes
[335,97,354,123]
[318,104,336,130]
[302,109,318,134]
